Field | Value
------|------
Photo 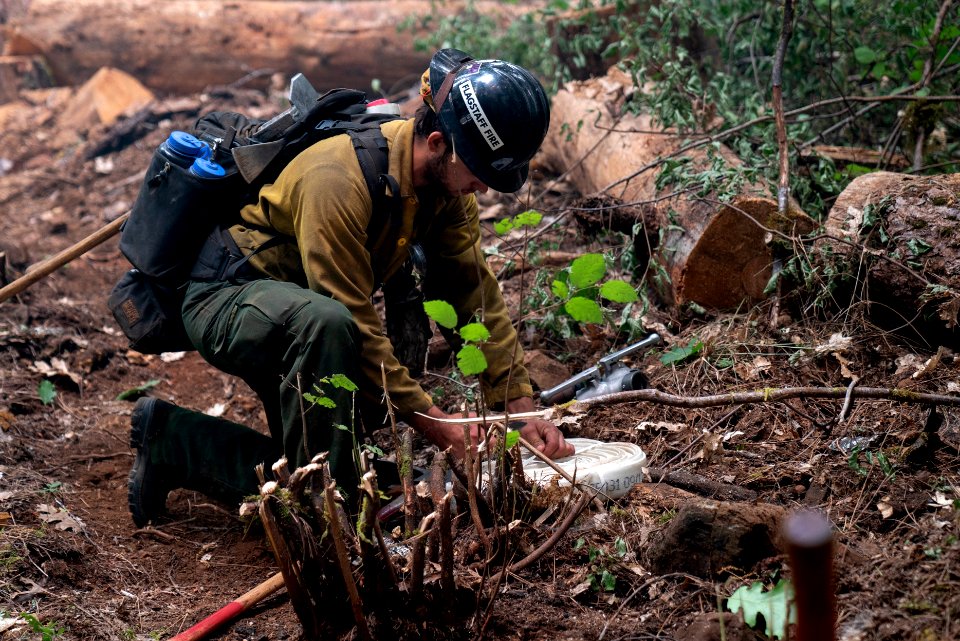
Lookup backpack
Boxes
[108,76,404,354]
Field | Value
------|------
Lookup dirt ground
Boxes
[1,80,959,641]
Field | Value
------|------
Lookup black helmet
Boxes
[429,48,550,193]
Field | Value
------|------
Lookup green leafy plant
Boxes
[727,578,796,640]
[847,445,897,480]
[302,373,379,478]
[423,300,492,377]
[659,338,704,365]
[115,379,161,401]
[550,253,639,325]
[19,613,65,641]
[573,536,629,593]
[39,482,62,495]
[303,373,358,409]
[37,380,56,406]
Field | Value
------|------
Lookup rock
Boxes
[523,349,572,393]
[645,500,786,577]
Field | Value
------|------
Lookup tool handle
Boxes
[0,213,129,304]
[168,572,285,641]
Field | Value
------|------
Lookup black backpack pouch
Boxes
[119,148,244,283]
[107,269,194,354]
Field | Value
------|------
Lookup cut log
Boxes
[4,0,530,96]
[538,67,813,309]
[823,171,960,338]
[59,67,155,130]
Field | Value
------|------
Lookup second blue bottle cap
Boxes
[190,158,227,179]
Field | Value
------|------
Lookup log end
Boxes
[676,197,784,309]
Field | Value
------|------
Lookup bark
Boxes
[538,67,813,310]
[823,171,960,335]
[4,0,527,95]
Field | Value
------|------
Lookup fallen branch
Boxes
[490,488,594,584]
[579,386,960,409]
[645,467,757,502]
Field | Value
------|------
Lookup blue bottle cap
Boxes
[189,158,227,179]
[167,131,207,158]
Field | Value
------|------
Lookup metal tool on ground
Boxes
[538,333,662,405]
[168,572,285,641]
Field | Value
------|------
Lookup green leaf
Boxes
[854,46,877,64]
[907,238,932,257]
[459,322,490,343]
[37,380,57,405]
[362,444,385,457]
[600,570,616,592]
[115,379,160,401]
[565,297,603,324]
[551,279,570,299]
[504,430,520,449]
[423,300,458,329]
[614,537,627,557]
[456,344,488,376]
[727,579,796,640]
[304,393,337,408]
[328,373,358,392]
[659,339,704,365]
[494,218,514,235]
[569,253,606,288]
[513,209,543,228]
[599,279,639,303]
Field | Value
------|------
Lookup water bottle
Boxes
[158,131,209,167]
[365,98,401,116]
[189,157,226,179]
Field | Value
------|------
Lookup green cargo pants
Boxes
[143,278,365,504]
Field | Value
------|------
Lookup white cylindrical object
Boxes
[521,438,647,498]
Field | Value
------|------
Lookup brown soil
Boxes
[1,82,959,641]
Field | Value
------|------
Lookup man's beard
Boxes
[423,150,460,198]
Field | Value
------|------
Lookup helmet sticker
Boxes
[458,79,503,151]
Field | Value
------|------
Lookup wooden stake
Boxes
[784,510,836,641]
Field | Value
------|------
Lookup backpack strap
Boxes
[346,126,403,238]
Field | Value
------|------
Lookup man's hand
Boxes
[408,405,482,460]
[504,397,575,459]
[407,398,575,461]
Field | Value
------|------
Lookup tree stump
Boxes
[537,67,813,310]
[644,500,787,577]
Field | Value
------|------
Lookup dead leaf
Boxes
[125,350,155,366]
[877,497,894,519]
[160,351,187,363]
[831,351,858,380]
[37,503,87,533]
[692,431,723,464]
[734,355,772,381]
[29,358,83,387]
[912,347,946,380]
[815,333,852,356]
[0,409,13,431]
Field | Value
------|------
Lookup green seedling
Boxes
[727,579,796,640]
[37,380,56,405]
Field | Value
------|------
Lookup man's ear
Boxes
[426,131,446,156]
